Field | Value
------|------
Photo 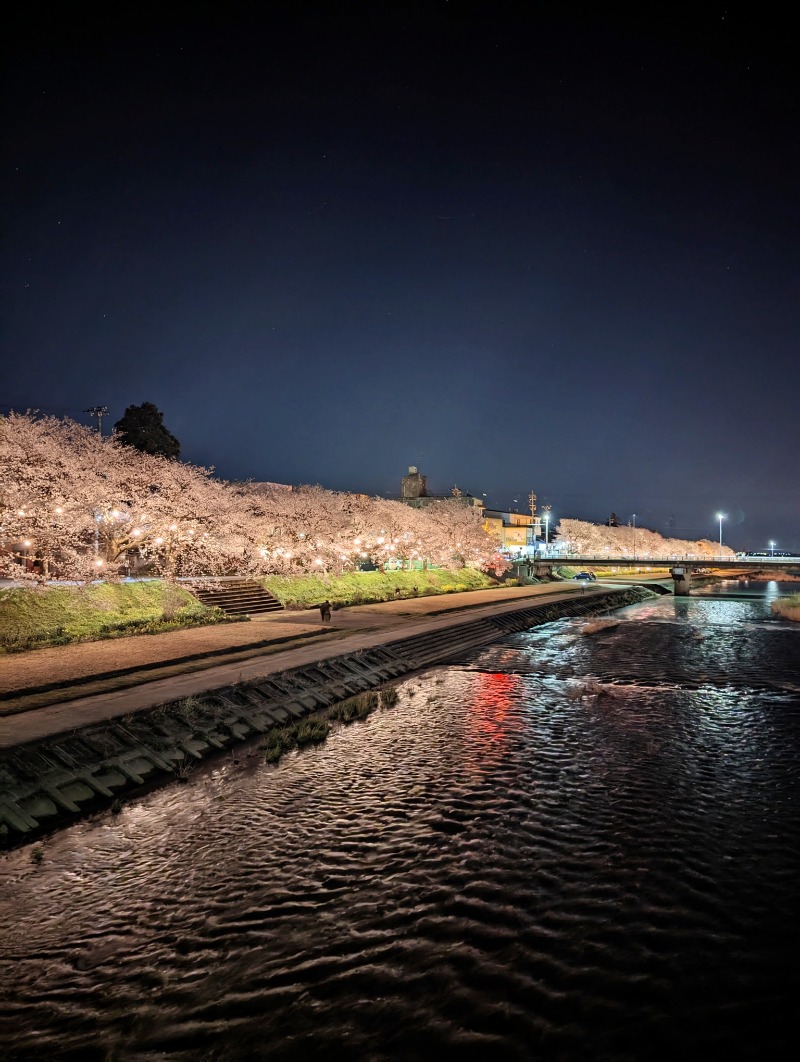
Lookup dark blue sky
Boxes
[3,4,798,550]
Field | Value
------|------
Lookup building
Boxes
[482,509,542,556]
[401,466,428,501]
[398,466,483,510]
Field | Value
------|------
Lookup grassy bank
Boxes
[261,567,498,608]
[0,569,501,652]
[772,594,800,622]
[0,581,231,652]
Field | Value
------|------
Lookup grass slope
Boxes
[261,568,497,608]
[0,581,220,651]
[0,568,502,652]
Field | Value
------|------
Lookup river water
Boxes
[2,583,799,1060]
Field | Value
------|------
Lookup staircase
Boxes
[189,580,284,617]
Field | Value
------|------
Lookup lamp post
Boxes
[544,512,550,547]
[716,512,725,551]
[769,540,775,557]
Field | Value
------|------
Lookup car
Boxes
[573,571,597,581]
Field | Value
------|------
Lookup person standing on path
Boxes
[319,600,332,622]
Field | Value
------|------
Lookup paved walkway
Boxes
[0,581,608,748]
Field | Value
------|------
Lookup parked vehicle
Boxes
[573,571,597,581]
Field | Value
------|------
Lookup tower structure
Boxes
[401,466,428,501]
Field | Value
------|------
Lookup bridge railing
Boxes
[532,555,799,566]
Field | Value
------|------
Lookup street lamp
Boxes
[716,512,725,550]
[544,512,550,547]
[769,540,776,557]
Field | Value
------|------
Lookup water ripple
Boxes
[1,594,798,1059]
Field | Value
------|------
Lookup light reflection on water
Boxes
[1,590,798,1060]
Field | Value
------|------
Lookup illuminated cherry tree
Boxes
[1,412,508,584]
[421,500,506,572]
[554,518,734,561]
[106,456,253,578]
[367,497,430,570]
[1,413,250,582]
[245,484,355,574]
[0,413,110,581]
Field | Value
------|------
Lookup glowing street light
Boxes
[716,512,725,549]
[544,511,551,547]
[769,540,776,557]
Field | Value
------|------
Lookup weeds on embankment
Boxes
[772,594,800,622]
[261,687,399,765]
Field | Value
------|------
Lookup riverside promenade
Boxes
[0,581,610,749]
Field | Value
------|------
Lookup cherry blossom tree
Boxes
[246,484,356,575]
[1,413,112,582]
[1,413,253,582]
[553,518,734,561]
[2,412,507,585]
[420,500,504,572]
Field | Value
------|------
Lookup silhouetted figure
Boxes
[320,600,332,622]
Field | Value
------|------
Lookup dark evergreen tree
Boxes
[114,402,180,459]
[606,512,620,527]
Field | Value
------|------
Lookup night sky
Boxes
[3,4,798,551]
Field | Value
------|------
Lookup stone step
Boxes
[188,580,283,616]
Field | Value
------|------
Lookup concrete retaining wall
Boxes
[0,586,652,847]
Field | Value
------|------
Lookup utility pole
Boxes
[85,406,109,435]
[527,492,537,556]
[632,513,637,562]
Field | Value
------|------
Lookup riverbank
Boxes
[1,582,584,717]
[0,583,654,847]
[773,594,800,622]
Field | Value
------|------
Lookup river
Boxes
[1,582,799,1060]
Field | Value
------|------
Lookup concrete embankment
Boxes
[0,585,652,847]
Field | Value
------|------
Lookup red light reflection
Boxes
[464,671,521,777]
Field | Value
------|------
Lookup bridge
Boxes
[527,555,800,595]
